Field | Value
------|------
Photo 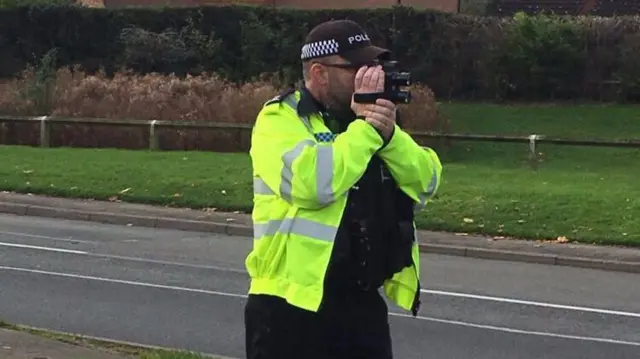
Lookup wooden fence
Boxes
[1,115,639,169]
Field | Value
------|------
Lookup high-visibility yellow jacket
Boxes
[246,89,443,314]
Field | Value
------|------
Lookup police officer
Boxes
[244,19,443,359]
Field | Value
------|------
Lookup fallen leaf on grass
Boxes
[119,187,131,194]
[22,170,33,174]
[172,193,182,198]
[463,218,474,223]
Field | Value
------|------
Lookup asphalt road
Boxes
[0,213,639,359]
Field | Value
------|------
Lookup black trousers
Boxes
[244,289,393,359]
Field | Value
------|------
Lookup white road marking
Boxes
[420,289,640,319]
[391,312,640,347]
[3,237,640,319]
[0,242,87,254]
[0,265,245,299]
[0,230,94,243]
[87,253,248,274]
[1,265,639,347]
[0,239,247,273]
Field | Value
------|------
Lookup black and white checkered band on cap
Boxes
[300,39,340,60]
[301,20,390,64]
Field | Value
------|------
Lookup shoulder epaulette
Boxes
[263,87,296,107]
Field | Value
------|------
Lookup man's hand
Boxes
[360,98,396,141]
[351,65,396,141]
[351,65,383,116]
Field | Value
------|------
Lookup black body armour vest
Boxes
[325,154,416,294]
[287,87,418,312]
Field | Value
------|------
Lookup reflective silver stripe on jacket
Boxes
[280,139,313,202]
[315,146,334,204]
[253,217,338,242]
[253,93,339,243]
[274,92,335,205]
[415,168,439,211]
[283,94,312,132]
[253,177,274,195]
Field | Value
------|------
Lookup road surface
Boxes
[0,213,639,359]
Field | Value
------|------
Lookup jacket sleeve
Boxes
[378,124,443,211]
[250,102,384,209]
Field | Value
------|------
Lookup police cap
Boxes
[300,20,390,66]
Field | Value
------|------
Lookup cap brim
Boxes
[342,45,390,66]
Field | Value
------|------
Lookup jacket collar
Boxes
[291,84,353,133]
[297,85,326,117]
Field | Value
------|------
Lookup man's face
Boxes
[326,60,359,111]
[314,57,362,112]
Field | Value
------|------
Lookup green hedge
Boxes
[1,5,640,101]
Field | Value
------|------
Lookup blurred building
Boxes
[74,0,640,16]
[78,0,459,13]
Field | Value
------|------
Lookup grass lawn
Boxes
[2,102,639,246]
[1,139,639,246]
[440,102,640,140]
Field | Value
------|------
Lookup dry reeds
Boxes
[0,67,444,151]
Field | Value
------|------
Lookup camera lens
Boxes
[392,72,410,86]
[396,90,411,104]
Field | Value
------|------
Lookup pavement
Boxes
[0,327,130,359]
[1,191,639,273]
[1,213,640,359]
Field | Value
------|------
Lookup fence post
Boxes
[39,116,50,147]
[528,134,540,169]
[149,120,159,150]
[0,122,7,145]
